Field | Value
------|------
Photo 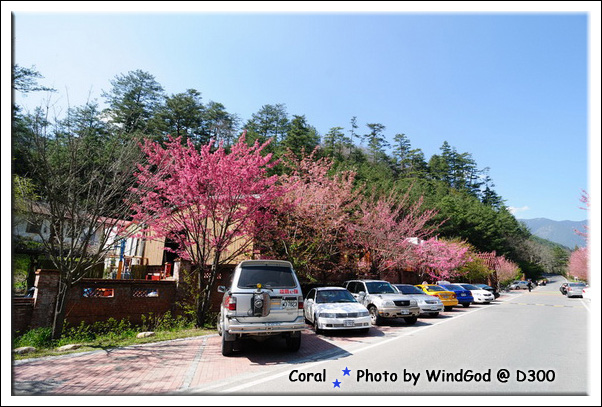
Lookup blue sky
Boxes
[4,3,600,223]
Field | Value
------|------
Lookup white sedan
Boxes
[304,287,371,334]
[456,283,495,303]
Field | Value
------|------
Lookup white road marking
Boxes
[222,296,517,393]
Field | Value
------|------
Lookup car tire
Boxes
[314,314,322,334]
[369,306,383,326]
[221,333,235,356]
[462,303,470,308]
[404,316,418,325]
[286,334,302,352]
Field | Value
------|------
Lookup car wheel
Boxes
[404,316,418,325]
[369,306,383,326]
[314,314,322,334]
[221,333,235,356]
[462,303,470,308]
[444,306,453,312]
[286,334,302,352]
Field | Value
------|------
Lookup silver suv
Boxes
[217,260,305,356]
[343,280,421,325]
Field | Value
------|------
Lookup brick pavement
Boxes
[12,298,513,396]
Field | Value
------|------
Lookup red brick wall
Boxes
[13,270,181,332]
[65,279,177,326]
[12,298,34,334]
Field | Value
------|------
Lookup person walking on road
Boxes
[528,280,533,292]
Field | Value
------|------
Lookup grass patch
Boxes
[13,314,217,360]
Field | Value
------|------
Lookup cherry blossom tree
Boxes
[410,238,471,282]
[262,151,362,281]
[575,189,589,241]
[568,189,589,282]
[568,247,588,281]
[352,188,441,278]
[495,255,521,285]
[131,131,283,326]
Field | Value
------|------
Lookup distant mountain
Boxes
[519,218,587,249]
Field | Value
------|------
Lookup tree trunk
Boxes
[51,282,69,340]
[196,256,221,327]
[26,254,38,291]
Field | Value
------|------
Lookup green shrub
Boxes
[13,327,54,349]
[141,311,195,332]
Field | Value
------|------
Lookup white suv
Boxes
[344,280,421,325]
[217,260,305,356]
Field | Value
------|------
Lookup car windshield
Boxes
[316,290,357,304]
[569,283,586,287]
[366,282,396,294]
[426,285,446,292]
[237,266,296,288]
[395,285,424,295]
[461,284,479,290]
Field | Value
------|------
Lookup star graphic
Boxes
[333,379,341,388]
[342,367,351,376]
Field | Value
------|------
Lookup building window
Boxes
[83,287,115,298]
[26,221,42,234]
[132,288,159,298]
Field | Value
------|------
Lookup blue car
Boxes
[440,284,473,308]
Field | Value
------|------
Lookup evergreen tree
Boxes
[364,123,389,163]
[102,69,165,135]
[281,115,320,157]
[244,103,290,146]
[201,101,240,146]
[150,89,205,144]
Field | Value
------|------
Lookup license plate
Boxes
[344,320,354,327]
[281,299,297,309]
[400,310,409,315]
[460,293,465,296]
[431,307,439,310]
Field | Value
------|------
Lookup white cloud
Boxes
[508,206,530,215]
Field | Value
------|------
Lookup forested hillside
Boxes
[13,67,573,282]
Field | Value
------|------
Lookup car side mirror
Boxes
[358,291,366,297]
[217,286,226,293]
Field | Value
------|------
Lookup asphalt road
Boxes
[185,275,591,395]
[11,275,595,399]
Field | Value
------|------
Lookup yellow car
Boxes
[415,284,458,311]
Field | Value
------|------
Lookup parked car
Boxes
[560,282,570,295]
[217,260,305,356]
[566,282,587,298]
[303,287,371,334]
[344,280,421,326]
[415,284,458,311]
[439,284,473,308]
[509,280,530,290]
[455,283,495,304]
[581,286,593,301]
[473,283,500,298]
[392,284,444,317]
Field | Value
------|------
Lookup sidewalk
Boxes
[12,297,511,396]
